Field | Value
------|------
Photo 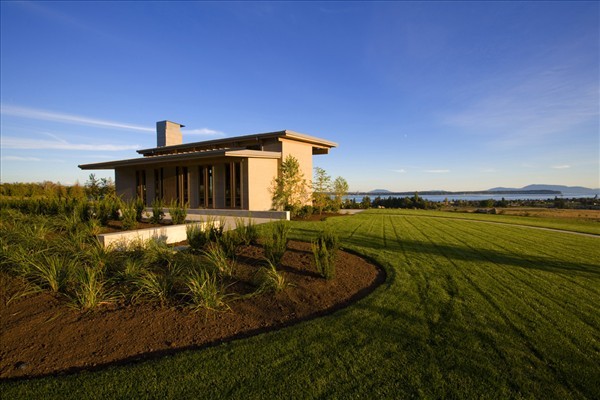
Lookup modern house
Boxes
[79,121,337,211]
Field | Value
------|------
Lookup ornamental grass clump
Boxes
[263,220,290,266]
[234,217,259,246]
[217,231,240,260]
[312,226,339,280]
[72,266,114,310]
[185,269,230,312]
[202,243,234,277]
[186,222,212,252]
[254,259,288,293]
[28,254,77,293]
[132,261,183,306]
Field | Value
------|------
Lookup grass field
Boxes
[2,210,599,399]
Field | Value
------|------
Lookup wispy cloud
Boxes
[3,156,42,162]
[1,104,154,133]
[424,169,450,173]
[392,169,407,173]
[186,128,225,136]
[552,165,571,169]
[1,136,140,151]
[444,64,598,147]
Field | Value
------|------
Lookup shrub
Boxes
[312,226,339,280]
[149,199,165,224]
[168,201,188,225]
[94,195,120,225]
[209,217,225,241]
[296,205,314,219]
[120,201,138,230]
[74,199,91,222]
[134,197,145,222]
[254,259,288,293]
[263,220,290,266]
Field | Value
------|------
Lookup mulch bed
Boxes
[0,241,384,380]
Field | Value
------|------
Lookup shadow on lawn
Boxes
[341,233,599,277]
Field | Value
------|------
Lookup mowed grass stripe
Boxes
[403,215,600,398]
[433,218,600,349]
[397,215,554,396]
[445,217,600,299]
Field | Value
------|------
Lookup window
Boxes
[154,168,163,200]
[176,166,189,205]
[198,165,214,208]
[225,161,242,209]
[136,170,146,205]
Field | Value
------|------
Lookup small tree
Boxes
[271,155,310,217]
[312,167,331,215]
[332,176,349,211]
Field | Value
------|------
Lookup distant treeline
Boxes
[343,195,599,210]
[0,175,114,200]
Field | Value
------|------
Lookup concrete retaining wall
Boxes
[148,208,290,221]
[97,221,218,248]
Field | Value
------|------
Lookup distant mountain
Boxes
[488,185,599,196]
[369,189,392,193]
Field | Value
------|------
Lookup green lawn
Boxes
[3,210,599,399]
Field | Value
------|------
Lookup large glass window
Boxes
[176,166,189,205]
[198,165,214,208]
[136,170,146,205]
[225,161,242,209]
[154,168,163,200]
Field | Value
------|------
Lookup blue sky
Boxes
[1,1,598,191]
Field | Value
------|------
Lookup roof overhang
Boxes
[136,129,337,157]
[79,149,281,170]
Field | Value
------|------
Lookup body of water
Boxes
[344,193,598,203]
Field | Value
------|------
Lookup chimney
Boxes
[156,120,185,147]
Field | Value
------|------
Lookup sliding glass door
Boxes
[198,165,214,208]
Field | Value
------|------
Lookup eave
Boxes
[79,149,281,170]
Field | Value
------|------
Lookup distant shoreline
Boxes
[349,190,564,196]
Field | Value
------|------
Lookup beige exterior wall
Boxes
[247,157,278,211]
[280,139,313,185]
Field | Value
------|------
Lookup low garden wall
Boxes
[96,221,219,248]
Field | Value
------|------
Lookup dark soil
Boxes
[0,241,383,380]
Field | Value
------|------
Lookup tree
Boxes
[312,167,332,215]
[332,176,349,211]
[271,155,310,216]
[360,195,371,209]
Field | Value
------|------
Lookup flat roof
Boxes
[137,129,338,156]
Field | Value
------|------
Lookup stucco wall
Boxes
[280,139,313,187]
[247,157,278,211]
